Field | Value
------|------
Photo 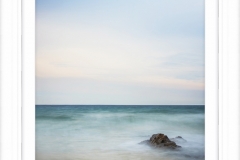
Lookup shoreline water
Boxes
[36,105,204,160]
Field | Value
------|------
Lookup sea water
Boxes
[36,105,204,160]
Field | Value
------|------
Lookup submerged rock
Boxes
[170,136,187,143]
[140,133,182,149]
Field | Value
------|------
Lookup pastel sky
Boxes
[36,0,205,105]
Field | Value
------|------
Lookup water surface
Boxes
[36,105,205,160]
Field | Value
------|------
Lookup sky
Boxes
[36,0,205,105]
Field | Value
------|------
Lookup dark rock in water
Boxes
[149,133,181,149]
[139,133,182,149]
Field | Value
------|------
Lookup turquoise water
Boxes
[36,105,205,160]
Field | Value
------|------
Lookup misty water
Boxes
[36,105,204,160]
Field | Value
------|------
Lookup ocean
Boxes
[36,105,205,160]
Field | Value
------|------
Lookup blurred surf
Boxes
[36,105,204,160]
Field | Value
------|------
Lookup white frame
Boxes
[205,0,219,159]
[219,0,240,159]
[1,0,21,159]
[21,0,220,160]
[22,0,35,159]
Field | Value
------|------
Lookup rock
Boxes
[150,134,170,144]
[140,133,182,149]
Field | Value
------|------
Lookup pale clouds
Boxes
[36,0,204,104]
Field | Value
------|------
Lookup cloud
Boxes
[36,0,204,104]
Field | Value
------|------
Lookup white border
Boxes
[220,0,240,159]
[1,0,21,159]
[22,0,35,159]
[205,0,219,159]
[21,0,219,160]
